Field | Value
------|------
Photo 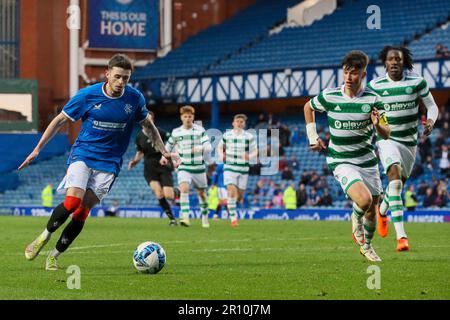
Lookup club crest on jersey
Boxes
[405,87,413,94]
[341,177,348,185]
[361,104,371,113]
[124,104,132,114]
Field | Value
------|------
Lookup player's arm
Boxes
[141,115,171,159]
[418,79,439,136]
[160,133,178,166]
[18,112,70,170]
[304,100,326,151]
[371,107,390,139]
[128,151,144,170]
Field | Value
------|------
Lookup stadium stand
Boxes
[133,0,301,79]
[1,0,449,210]
[409,25,450,59]
[134,0,450,79]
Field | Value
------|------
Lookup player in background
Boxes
[304,51,390,262]
[19,54,170,270]
[217,114,258,227]
[368,46,439,251]
[162,106,212,227]
[128,111,178,226]
[210,163,230,219]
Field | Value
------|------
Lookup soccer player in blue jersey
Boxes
[19,54,171,271]
[211,163,229,219]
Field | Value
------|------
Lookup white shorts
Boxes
[177,170,208,189]
[224,171,249,191]
[333,164,382,197]
[218,187,228,200]
[57,161,116,201]
[377,139,417,179]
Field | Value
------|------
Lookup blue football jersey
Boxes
[212,163,225,188]
[62,83,148,175]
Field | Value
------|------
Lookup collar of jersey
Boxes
[102,82,125,99]
[386,73,406,83]
[340,84,365,99]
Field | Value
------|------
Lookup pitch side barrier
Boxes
[5,206,450,223]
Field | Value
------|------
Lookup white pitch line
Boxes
[14,236,344,256]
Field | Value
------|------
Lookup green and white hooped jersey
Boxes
[368,74,429,147]
[310,85,384,171]
[220,129,257,174]
[166,124,210,173]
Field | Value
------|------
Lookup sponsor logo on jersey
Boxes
[382,90,389,96]
[334,119,371,130]
[334,105,342,111]
[93,104,102,110]
[93,120,127,131]
[383,101,416,112]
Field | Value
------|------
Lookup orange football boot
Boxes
[376,206,389,238]
[397,238,410,252]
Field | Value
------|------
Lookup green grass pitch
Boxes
[0,216,449,299]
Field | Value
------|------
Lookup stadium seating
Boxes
[134,0,450,80]
[209,0,450,74]
[409,25,450,59]
[133,0,301,79]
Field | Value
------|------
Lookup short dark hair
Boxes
[379,46,414,71]
[341,50,369,71]
[108,54,133,71]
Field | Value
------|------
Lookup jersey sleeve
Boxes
[62,89,88,122]
[416,78,430,98]
[309,91,327,113]
[156,128,168,144]
[165,132,175,152]
[135,93,148,123]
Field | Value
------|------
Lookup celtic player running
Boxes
[368,46,439,251]
[217,114,257,227]
[304,51,390,262]
[161,106,212,227]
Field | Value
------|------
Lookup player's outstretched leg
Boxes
[387,179,409,251]
[25,196,81,261]
[377,185,390,237]
[45,206,89,271]
[179,192,190,227]
[351,203,365,246]
[360,197,382,262]
[198,190,209,228]
[158,197,177,226]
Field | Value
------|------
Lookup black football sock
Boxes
[55,219,85,253]
[46,203,73,233]
[159,197,175,220]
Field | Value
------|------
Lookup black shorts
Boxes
[144,166,174,187]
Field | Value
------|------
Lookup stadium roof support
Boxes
[134,57,450,127]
